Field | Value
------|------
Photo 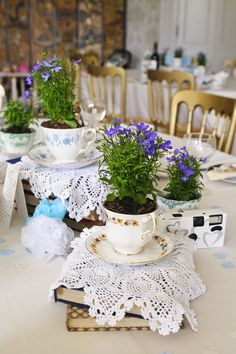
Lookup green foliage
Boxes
[174,48,183,58]
[97,120,172,206]
[3,100,35,128]
[31,55,78,128]
[197,52,207,66]
[164,148,203,201]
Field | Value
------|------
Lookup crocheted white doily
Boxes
[49,226,206,335]
[18,156,108,221]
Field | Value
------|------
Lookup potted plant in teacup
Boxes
[26,55,96,163]
[157,146,204,212]
[0,99,36,156]
[194,52,207,76]
[173,48,183,68]
[97,119,172,255]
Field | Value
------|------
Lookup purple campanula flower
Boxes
[72,59,82,64]
[25,76,33,86]
[32,64,41,71]
[112,118,123,124]
[50,66,62,73]
[49,57,59,63]
[184,167,195,178]
[23,89,31,100]
[41,60,53,67]
[41,71,50,82]
[180,153,189,160]
[118,127,132,136]
[166,156,175,163]
[159,139,172,151]
[181,176,189,182]
[174,148,180,155]
[200,157,207,163]
[132,121,150,132]
[104,127,119,138]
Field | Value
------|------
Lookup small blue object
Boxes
[6,157,22,164]
[164,54,173,66]
[222,261,236,269]
[27,198,67,224]
[213,252,226,259]
[0,249,15,256]
[0,236,6,243]
[182,55,191,66]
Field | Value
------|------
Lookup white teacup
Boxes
[41,122,96,163]
[0,129,36,156]
[104,206,158,255]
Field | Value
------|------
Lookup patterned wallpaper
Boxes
[0,0,126,68]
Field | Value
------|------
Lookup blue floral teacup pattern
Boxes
[41,124,96,163]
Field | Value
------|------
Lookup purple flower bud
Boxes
[72,59,82,64]
[41,71,50,82]
[41,60,53,67]
[32,64,41,71]
[23,89,31,100]
[25,76,33,86]
[112,118,123,124]
[50,66,62,73]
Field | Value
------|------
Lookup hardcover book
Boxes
[54,286,142,318]
[66,305,150,332]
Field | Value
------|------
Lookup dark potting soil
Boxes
[41,120,84,129]
[104,197,157,215]
[2,126,32,134]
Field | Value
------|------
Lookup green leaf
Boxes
[106,193,116,202]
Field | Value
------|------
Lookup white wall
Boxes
[126,0,161,68]
[126,0,236,72]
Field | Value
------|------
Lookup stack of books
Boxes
[55,286,151,331]
[22,180,105,231]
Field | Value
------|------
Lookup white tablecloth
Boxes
[1,137,236,353]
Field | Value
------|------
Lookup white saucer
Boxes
[28,145,102,169]
[85,228,174,265]
[223,177,236,184]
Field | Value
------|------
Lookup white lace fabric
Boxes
[18,156,108,221]
[49,227,206,335]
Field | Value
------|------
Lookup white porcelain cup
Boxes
[0,129,36,156]
[104,207,158,255]
[41,122,96,163]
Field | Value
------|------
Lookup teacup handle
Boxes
[141,213,158,241]
[29,129,45,150]
[78,128,96,156]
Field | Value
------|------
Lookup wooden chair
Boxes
[147,70,196,132]
[223,60,236,76]
[82,53,100,68]
[87,66,126,122]
[169,90,236,153]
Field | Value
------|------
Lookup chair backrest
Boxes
[82,53,100,68]
[147,70,196,130]
[87,66,126,121]
[224,60,236,69]
[223,60,236,77]
[169,89,236,153]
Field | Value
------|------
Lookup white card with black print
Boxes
[0,163,27,227]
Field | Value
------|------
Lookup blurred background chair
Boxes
[87,66,126,122]
[223,59,236,77]
[69,50,100,70]
[169,89,236,153]
[147,70,196,132]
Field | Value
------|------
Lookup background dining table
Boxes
[1,134,236,354]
